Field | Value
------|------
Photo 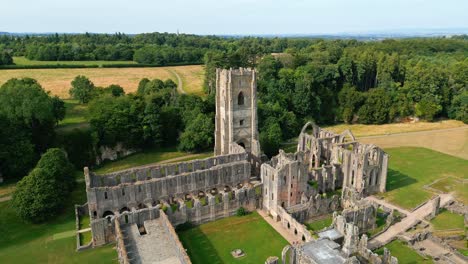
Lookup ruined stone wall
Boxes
[288,192,341,223]
[168,183,263,226]
[276,206,313,242]
[297,122,388,197]
[115,218,130,264]
[159,211,192,264]
[85,153,251,219]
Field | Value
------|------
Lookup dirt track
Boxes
[358,126,468,159]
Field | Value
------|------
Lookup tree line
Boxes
[203,37,467,155]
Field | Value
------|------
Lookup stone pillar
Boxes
[431,196,441,218]
[342,223,359,256]
[265,256,279,264]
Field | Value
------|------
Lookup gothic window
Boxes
[104,192,108,199]
[238,92,244,105]
[239,119,244,126]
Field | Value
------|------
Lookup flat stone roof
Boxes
[318,228,343,241]
[122,219,182,264]
[300,239,346,264]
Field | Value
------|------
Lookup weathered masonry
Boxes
[215,68,260,156]
[78,67,393,264]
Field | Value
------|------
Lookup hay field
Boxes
[172,65,205,96]
[0,65,205,98]
[359,126,468,160]
[325,120,465,137]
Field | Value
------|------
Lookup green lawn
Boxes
[177,212,289,264]
[382,147,468,210]
[94,147,213,174]
[376,240,432,263]
[305,215,333,232]
[0,175,117,263]
[368,213,387,237]
[13,56,136,66]
[58,99,89,125]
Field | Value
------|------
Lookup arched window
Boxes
[238,92,244,105]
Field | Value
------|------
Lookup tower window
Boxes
[240,119,244,126]
[238,92,244,105]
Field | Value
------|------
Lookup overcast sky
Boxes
[2,0,467,35]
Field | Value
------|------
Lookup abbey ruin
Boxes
[78,68,397,264]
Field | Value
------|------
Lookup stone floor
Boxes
[122,219,182,264]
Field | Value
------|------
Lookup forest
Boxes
[0,33,467,178]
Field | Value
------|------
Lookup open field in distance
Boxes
[0,65,205,98]
[12,56,137,66]
[325,120,466,137]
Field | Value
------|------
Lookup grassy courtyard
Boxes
[382,147,468,210]
[94,147,212,174]
[376,240,432,263]
[0,177,117,263]
[305,215,333,233]
[177,211,289,264]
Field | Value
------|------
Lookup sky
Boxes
[1,0,468,35]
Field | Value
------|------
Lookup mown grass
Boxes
[13,56,136,66]
[177,211,288,264]
[431,209,465,231]
[382,147,468,210]
[305,215,333,232]
[376,240,432,263]
[0,174,117,263]
[94,147,213,174]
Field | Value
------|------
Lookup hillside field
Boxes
[0,65,205,98]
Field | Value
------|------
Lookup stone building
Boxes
[215,68,260,156]
[78,68,392,264]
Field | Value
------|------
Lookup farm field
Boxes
[177,211,289,264]
[382,147,468,210]
[0,176,117,263]
[0,65,205,98]
[325,120,465,138]
[12,56,137,66]
[375,240,432,263]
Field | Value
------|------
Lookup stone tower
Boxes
[215,68,260,156]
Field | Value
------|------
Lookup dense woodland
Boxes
[0,33,467,220]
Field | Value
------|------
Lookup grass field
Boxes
[325,120,465,137]
[13,56,137,66]
[431,209,465,232]
[0,65,204,98]
[94,147,213,174]
[177,211,289,264]
[0,175,117,263]
[376,240,432,263]
[382,147,468,209]
[172,66,205,97]
[305,215,333,233]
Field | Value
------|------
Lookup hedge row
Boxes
[0,61,203,70]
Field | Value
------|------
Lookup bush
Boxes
[12,148,75,222]
[236,207,247,216]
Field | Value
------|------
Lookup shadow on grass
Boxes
[176,223,224,264]
[385,168,418,192]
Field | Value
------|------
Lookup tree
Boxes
[415,95,442,121]
[260,121,283,157]
[0,117,36,179]
[69,75,95,103]
[357,88,391,124]
[178,113,214,152]
[0,78,64,152]
[104,84,125,97]
[0,51,13,65]
[12,148,74,223]
[88,95,144,148]
[448,90,468,123]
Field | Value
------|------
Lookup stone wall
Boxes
[159,210,192,264]
[85,153,251,219]
[275,206,313,242]
[168,183,263,226]
[115,218,130,264]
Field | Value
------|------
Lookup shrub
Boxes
[236,207,247,216]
